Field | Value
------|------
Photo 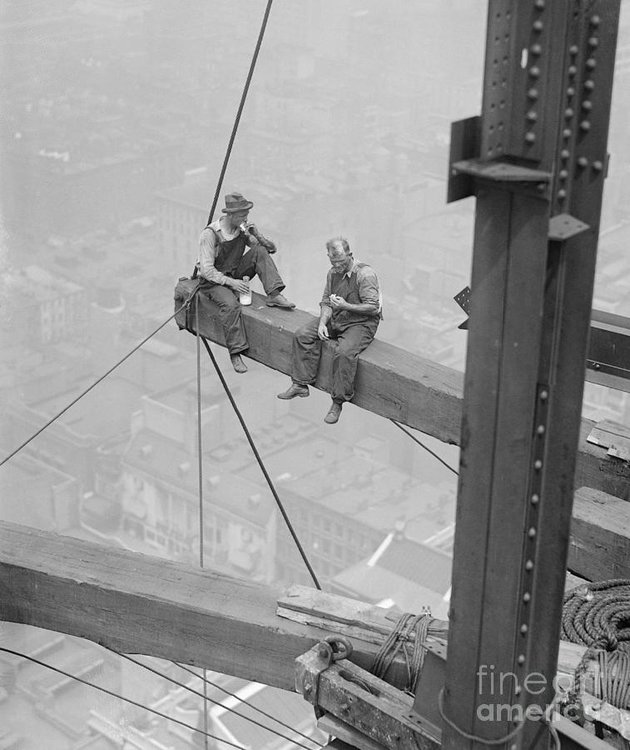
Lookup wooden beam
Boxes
[569,487,630,581]
[175,282,463,445]
[0,522,405,691]
[175,281,630,501]
[2,522,629,742]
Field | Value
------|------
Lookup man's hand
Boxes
[229,278,250,295]
[329,294,348,310]
[318,322,330,340]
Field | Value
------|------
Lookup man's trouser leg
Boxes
[236,246,284,296]
[291,318,322,385]
[202,283,248,355]
[331,320,379,402]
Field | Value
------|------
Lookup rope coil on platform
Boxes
[562,579,630,711]
[372,612,430,694]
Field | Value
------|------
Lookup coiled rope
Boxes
[562,579,630,710]
[372,612,431,695]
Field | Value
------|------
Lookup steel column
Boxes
[436,1,621,748]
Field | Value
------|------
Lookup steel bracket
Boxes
[451,158,553,200]
[548,213,590,241]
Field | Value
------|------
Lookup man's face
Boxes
[229,209,249,226]
[328,249,352,274]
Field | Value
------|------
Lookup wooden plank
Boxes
[0,522,402,691]
[569,487,630,580]
[174,280,630,501]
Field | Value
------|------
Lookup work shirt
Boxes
[197,218,276,285]
[321,260,382,327]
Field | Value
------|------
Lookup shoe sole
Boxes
[277,391,309,400]
[266,301,296,309]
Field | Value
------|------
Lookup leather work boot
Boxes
[266,292,296,309]
[230,353,248,374]
[324,401,342,424]
[277,383,310,400]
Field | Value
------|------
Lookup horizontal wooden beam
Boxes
[569,487,630,581]
[175,281,463,445]
[175,280,630,501]
[0,522,407,691]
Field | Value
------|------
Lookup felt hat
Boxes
[222,192,254,213]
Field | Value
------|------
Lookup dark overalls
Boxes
[200,228,285,354]
[291,264,380,403]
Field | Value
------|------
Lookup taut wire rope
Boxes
[111,650,323,749]
[0,292,199,469]
[0,647,246,749]
[204,0,275,227]
[200,335,322,590]
[174,661,320,746]
[390,419,459,477]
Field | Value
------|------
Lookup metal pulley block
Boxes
[295,636,441,750]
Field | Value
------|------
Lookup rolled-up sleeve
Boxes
[320,270,333,309]
[357,266,380,309]
[198,227,228,285]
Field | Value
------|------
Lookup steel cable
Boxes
[200,335,322,590]
[0,646,246,749]
[112,651,323,750]
[0,292,199,469]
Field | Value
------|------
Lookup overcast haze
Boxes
[1,1,630,747]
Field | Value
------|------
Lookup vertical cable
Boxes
[195,302,209,750]
[200,336,321,590]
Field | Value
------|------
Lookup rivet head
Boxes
[560,149,570,160]
[525,132,536,144]
[527,88,539,100]
[518,654,526,665]
[559,170,568,179]
[531,494,540,505]
[557,189,567,199]
[566,86,575,97]
[534,459,543,470]
[523,592,531,603]
[527,110,538,122]
[537,424,546,434]
[535,0,545,7]
[569,45,579,55]
[582,101,593,111]
[529,66,541,78]
[590,15,601,27]
[593,160,604,172]
[528,527,537,538]
[584,79,595,91]
[540,390,549,400]
[564,108,574,119]
[568,65,577,76]
[586,58,597,70]
[533,20,544,32]
[563,128,572,139]
[577,156,589,167]
[515,686,522,696]
[530,44,542,56]
[521,624,529,634]
[526,560,534,571]
[580,121,591,132]
[588,37,599,48]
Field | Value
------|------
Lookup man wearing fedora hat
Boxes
[277,237,381,424]
[196,191,295,373]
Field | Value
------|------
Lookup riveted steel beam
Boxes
[439,2,621,750]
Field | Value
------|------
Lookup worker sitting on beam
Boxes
[196,191,295,374]
[277,237,382,424]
